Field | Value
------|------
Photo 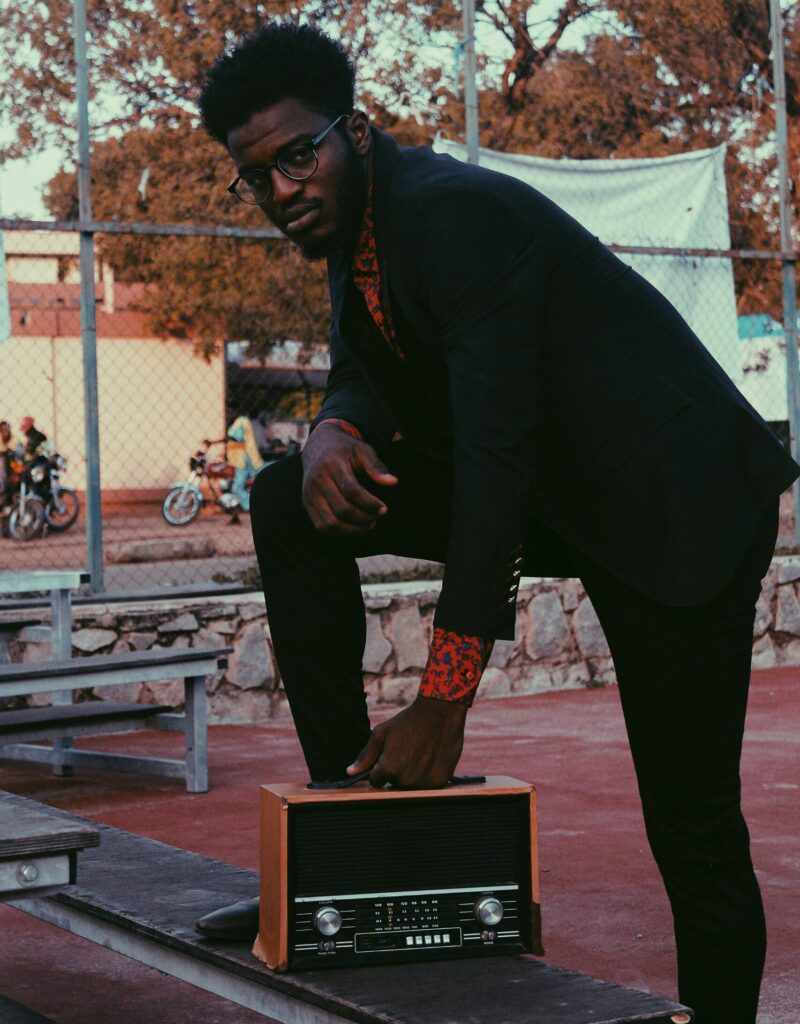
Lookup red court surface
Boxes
[1,666,797,1023]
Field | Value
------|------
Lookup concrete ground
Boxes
[0,666,797,1023]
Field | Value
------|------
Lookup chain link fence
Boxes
[0,225,329,589]
[1,4,797,593]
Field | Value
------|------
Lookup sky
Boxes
[0,150,59,219]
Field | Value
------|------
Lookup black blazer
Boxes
[314,128,799,640]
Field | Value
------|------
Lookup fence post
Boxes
[770,0,800,546]
[0,188,10,345]
[463,0,479,164]
[72,0,104,590]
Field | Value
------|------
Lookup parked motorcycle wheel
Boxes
[162,486,202,526]
[45,488,80,531]
[8,496,46,541]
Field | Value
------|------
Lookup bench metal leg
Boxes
[50,588,74,778]
[184,675,208,794]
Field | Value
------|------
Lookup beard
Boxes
[295,138,368,263]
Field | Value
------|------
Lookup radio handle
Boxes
[306,773,487,791]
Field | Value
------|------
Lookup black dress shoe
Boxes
[195,896,260,941]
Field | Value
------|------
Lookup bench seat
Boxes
[0,582,256,615]
[0,701,172,743]
[0,646,231,792]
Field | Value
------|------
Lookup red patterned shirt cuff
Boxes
[418,627,494,705]
[316,418,363,440]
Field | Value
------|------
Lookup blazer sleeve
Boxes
[310,326,395,449]
[415,183,551,640]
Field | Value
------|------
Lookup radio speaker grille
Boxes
[289,795,530,895]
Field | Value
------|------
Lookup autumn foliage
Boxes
[1,0,797,357]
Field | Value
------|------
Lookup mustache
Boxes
[278,200,322,231]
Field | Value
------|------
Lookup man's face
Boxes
[0,423,10,443]
[227,98,371,261]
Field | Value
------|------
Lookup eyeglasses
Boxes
[227,114,349,206]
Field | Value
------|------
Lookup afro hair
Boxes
[199,22,356,147]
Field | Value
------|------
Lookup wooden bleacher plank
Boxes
[0,797,99,859]
[0,649,227,791]
[3,793,691,1024]
[0,619,43,633]
[0,994,57,1024]
[0,583,256,615]
[0,702,173,744]
[0,646,230,684]
[0,701,172,733]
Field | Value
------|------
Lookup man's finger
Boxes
[336,471,391,516]
[368,760,391,789]
[358,449,398,489]
[347,731,383,775]
[306,486,376,536]
[326,479,384,525]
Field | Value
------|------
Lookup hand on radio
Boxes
[347,695,469,790]
[302,420,397,538]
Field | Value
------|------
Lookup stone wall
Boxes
[8,557,800,722]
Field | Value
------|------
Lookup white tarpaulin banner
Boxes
[434,139,741,386]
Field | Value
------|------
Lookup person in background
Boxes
[0,420,22,510]
[19,416,49,460]
[226,410,265,512]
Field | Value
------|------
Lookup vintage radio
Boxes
[252,775,541,972]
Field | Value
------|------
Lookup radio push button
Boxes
[313,906,343,937]
[474,895,504,927]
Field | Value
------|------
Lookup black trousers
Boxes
[250,443,778,1024]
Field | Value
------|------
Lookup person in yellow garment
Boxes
[0,420,22,512]
[226,412,264,512]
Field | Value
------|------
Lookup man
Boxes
[226,409,265,512]
[195,23,798,1024]
[0,420,21,509]
[19,416,48,459]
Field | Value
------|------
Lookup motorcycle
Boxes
[2,454,46,541]
[162,439,243,526]
[29,451,80,532]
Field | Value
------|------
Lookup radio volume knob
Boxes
[474,896,504,927]
[313,906,343,937]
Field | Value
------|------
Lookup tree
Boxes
[44,124,331,358]
[460,0,799,314]
[1,0,470,356]
[2,0,797,351]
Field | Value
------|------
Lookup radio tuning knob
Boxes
[313,906,343,937]
[474,896,504,927]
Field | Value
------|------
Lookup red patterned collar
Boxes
[351,174,402,358]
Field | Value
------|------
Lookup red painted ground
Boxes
[0,667,797,1023]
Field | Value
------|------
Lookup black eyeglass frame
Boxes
[227,113,350,205]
